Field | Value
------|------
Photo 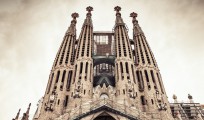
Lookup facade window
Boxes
[94,35,108,44]
[72,65,77,83]
[64,95,69,107]
[157,73,164,93]
[120,62,123,73]
[150,70,155,83]
[90,63,92,82]
[144,70,151,90]
[55,71,60,83]
[85,62,88,80]
[151,99,154,104]
[66,70,73,91]
[57,99,60,105]
[125,62,129,74]
[141,96,146,105]
[116,64,119,81]
[80,62,83,75]
[144,70,149,82]
[131,65,136,84]
[61,70,66,83]
[150,70,157,89]
[47,73,54,94]
[136,70,144,91]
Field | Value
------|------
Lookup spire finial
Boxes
[86,6,93,18]
[188,94,193,100]
[114,6,121,17]
[130,12,138,24]
[173,94,177,100]
[71,12,79,25]
[71,12,79,20]
[130,12,137,19]
[26,103,31,114]
[13,109,21,120]
[86,6,93,13]
[21,103,31,120]
[114,6,121,13]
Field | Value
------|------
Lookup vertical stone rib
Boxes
[65,36,72,64]
[54,37,66,67]
[130,12,173,119]
[70,6,93,107]
[53,13,78,67]
[114,6,137,103]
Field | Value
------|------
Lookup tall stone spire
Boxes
[53,12,79,67]
[66,12,79,35]
[12,109,21,120]
[69,6,94,109]
[83,6,93,27]
[114,6,124,25]
[130,12,143,34]
[33,12,79,120]
[130,12,173,119]
[29,7,176,120]
[21,103,31,120]
[114,6,137,106]
[130,12,157,66]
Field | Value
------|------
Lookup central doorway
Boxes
[94,115,116,120]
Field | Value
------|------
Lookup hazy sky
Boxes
[0,0,204,119]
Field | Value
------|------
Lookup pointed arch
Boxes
[93,112,116,120]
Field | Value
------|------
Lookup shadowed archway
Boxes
[94,114,116,120]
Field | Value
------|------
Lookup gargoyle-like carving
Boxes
[126,80,136,99]
[155,90,167,111]
[74,81,83,98]
[44,91,57,111]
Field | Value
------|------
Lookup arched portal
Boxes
[94,115,116,120]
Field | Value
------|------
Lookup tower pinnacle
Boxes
[130,12,138,24]
[71,12,79,19]
[83,6,93,27]
[21,103,31,120]
[114,6,124,25]
[26,103,31,115]
[86,6,93,13]
[67,12,79,35]
[114,6,121,14]
[86,6,93,17]
[12,109,21,120]
[130,12,143,34]
[71,12,79,24]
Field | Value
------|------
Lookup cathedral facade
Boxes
[32,6,173,120]
[13,6,178,120]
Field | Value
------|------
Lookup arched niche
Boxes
[100,93,109,99]
[93,112,116,120]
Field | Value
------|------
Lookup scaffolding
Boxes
[170,102,204,119]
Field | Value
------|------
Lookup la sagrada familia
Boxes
[12,6,204,120]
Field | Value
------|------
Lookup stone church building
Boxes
[12,6,204,120]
